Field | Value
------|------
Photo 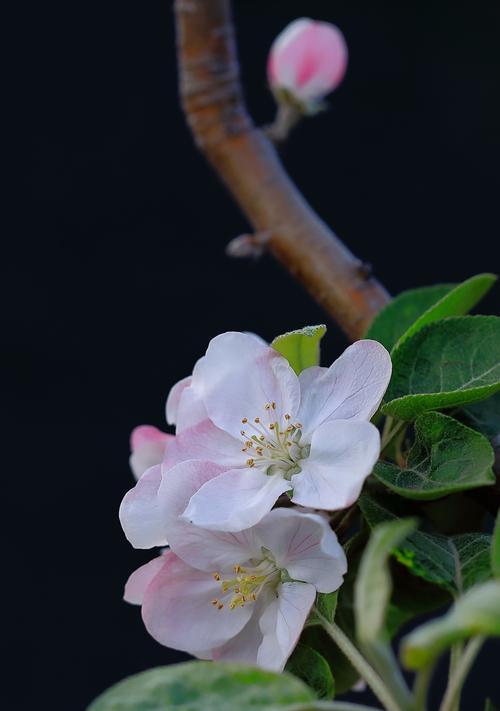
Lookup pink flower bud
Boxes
[267,18,348,107]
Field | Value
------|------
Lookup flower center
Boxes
[239,402,309,478]
[210,557,280,611]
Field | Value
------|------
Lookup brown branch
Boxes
[174,0,390,340]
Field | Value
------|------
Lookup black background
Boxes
[6,1,500,709]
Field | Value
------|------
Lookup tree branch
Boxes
[174,0,390,339]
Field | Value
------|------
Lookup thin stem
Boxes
[447,644,463,711]
[381,418,406,455]
[315,609,403,711]
[413,663,435,711]
[363,641,415,711]
[439,637,484,711]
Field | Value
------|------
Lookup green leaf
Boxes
[463,392,500,439]
[383,316,500,420]
[286,644,335,699]
[354,518,417,643]
[272,325,326,374]
[359,496,492,595]
[365,284,455,351]
[308,591,338,626]
[401,579,500,669]
[493,513,500,578]
[392,273,496,351]
[87,661,315,711]
[374,412,495,500]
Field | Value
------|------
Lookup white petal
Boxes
[119,465,167,549]
[254,508,347,593]
[157,459,261,571]
[213,592,272,665]
[129,426,172,480]
[163,418,243,470]
[124,555,166,605]
[182,468,291,532]
[298,340,392,436]
[142,552,253,654]
[192,332,300,439]
[166,374,208,433]
[257,582,316,671]
[291,419,380,510]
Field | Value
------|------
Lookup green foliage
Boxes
[374,412,495,499]
[365,274,496,351]
[383,316,500,420]
[401,580,500,669]
[86,662,315,711]
[359,496,492,595]
[286,644,335,699]
[272,324,326,374]
[354,519,417,643]
[493,513,500,578]
[308,591,338,626]
[463,391,500,439]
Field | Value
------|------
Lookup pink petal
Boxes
[129,425,173,480]
[163,418,243,471]
[124,554,166,605]
[182,467,291,532]
[142,551,252,654]
[157,459,261,570]
[291,419,380,510]
[192,332,300,440]
[297,340,392,436]
[119,464,167,549]
[257,582,316,671]
[254,508,347,593]
[166,374,208,433]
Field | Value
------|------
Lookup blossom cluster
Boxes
[120,332,391,670]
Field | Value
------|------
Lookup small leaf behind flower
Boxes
[86,661,316,711]
[401,579,500,669]
[354,518,417,644]
[272,324,326,374]
[374,412,495,500]
[286,643,335,699]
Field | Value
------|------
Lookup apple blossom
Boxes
[268,18,348,108]
[129,425,172,480]
[124,507,347,671]
[120,332,391,540]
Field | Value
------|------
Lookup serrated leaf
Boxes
[383,316,500,420]
[463,392,500,439]
[393,273,496,351]
[354,518,417,643]
[493,514,500,579]
[272,325,326,374]
[286,644,335,699]
[365,284,455,351]
[401,580,500,669]
[359,496,492,595]
[86,661,315,711]
[374,412,495,500]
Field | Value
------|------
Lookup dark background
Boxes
[6,1,500,709]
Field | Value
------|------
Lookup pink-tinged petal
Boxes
[157,459,261,571]
[254,508,347,593]
[142,551,252,654]
[257,582,316,671]
[268,19,348,103]
[119,465,167,549]
[213,591,272,665]
[298,340,392,436]
[129,425,173,481]
[192,332,300,440]
[124,554,166,605]
[182,468,291,532]
[291,419,380,510]
[166,374,208,433]
[163,418,243,470]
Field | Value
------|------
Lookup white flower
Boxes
[124,505,346,671]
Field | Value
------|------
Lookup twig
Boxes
[174,0,390,339]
